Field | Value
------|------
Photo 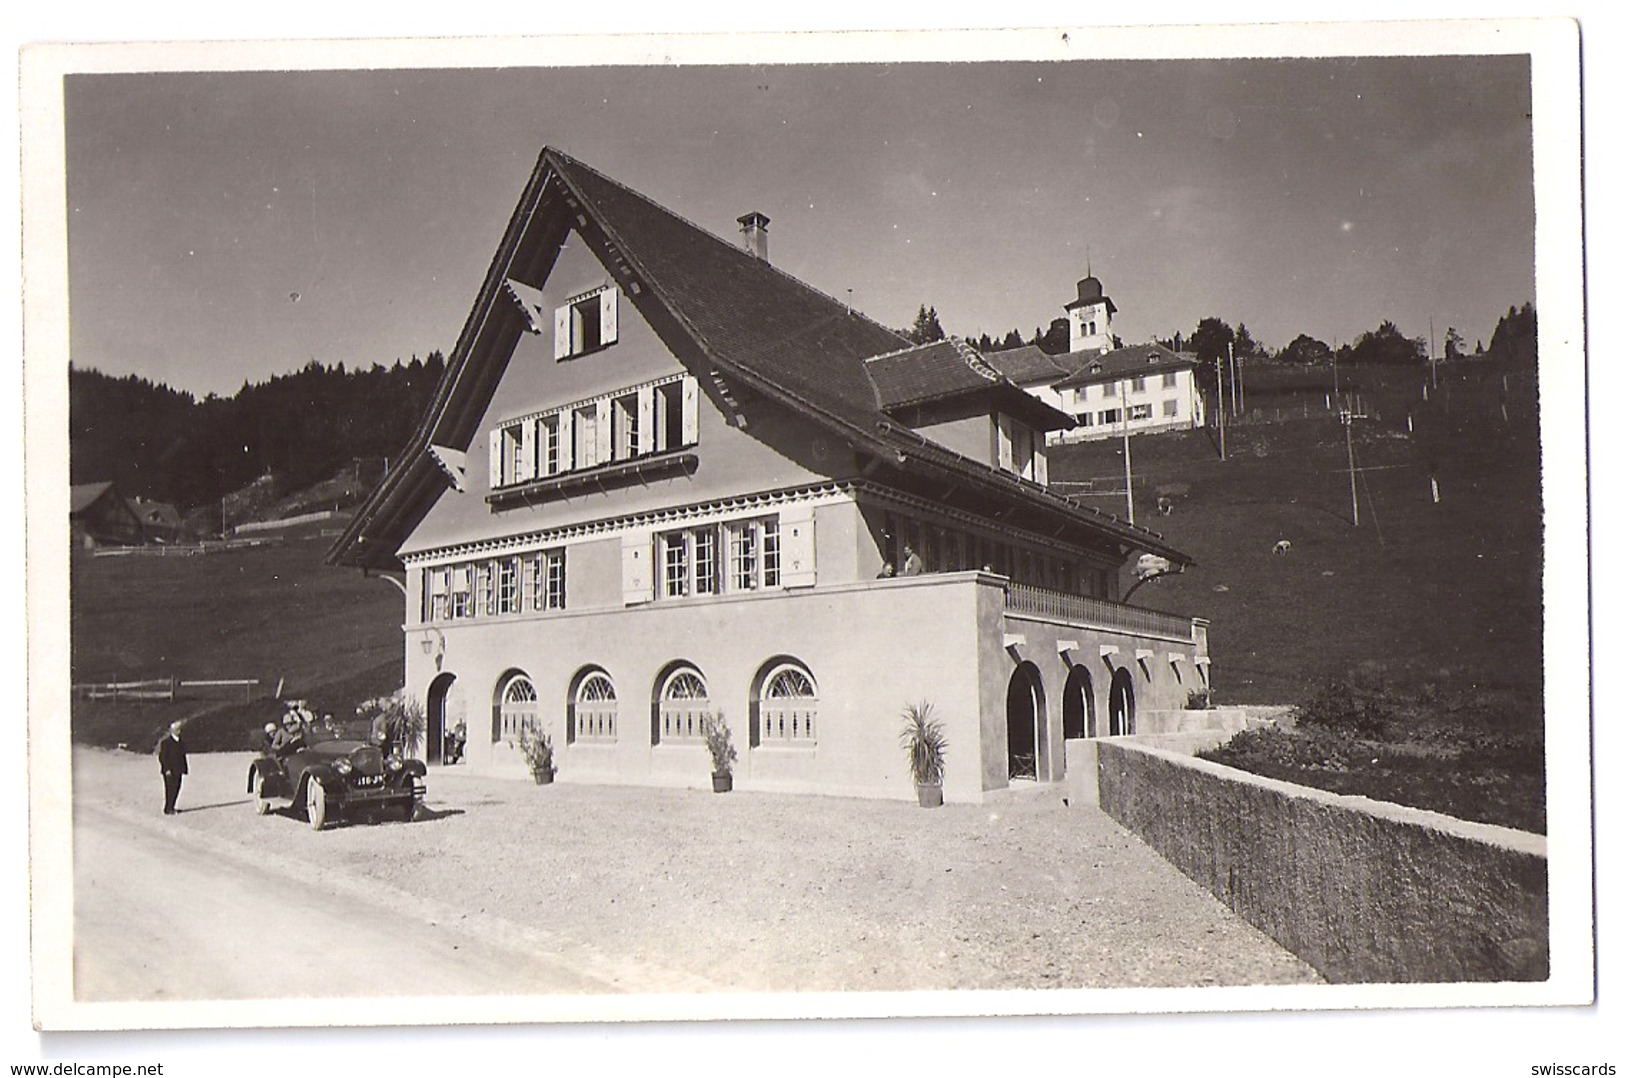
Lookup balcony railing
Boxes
[1004,582,1195,642]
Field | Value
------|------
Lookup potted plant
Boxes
[519,723,555,785]
[899,701,947,808]
[702,713,737,793]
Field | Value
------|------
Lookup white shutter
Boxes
[488,429,503,489]
[513,423,531,483]
[995,415,1014,471]
[528,417,544,477]
[553,304,572,360]
[621,532,653,605]
[555,413,573,473]
[780,505,816,589]
[1034,444,1049,486]
[637,385,655,456]
[600,288,619,346]
[595,398,612,463]
[681,375,699,446]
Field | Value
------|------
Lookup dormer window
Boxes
[553,286,619,360]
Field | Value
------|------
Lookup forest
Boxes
[69,354,445,515]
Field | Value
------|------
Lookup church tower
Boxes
[1064,275,1117,354]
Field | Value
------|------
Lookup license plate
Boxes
[352,775,383,788]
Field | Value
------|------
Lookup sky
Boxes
[60,52,1536,397]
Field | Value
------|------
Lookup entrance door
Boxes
[1062,665,1095,739]
[1108,666,1136,736]
[426,673,455,764]
[1006,663,1043,780]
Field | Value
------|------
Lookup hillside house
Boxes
[985,278,1206,444]
[330,148,1211,802]
[70,481,145,549]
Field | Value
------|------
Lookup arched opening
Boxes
[652,662,709,745]
[1062,665,1096,740]
[1006,662,1045,780]
[426,672,456,765]
[494,671,538,743]
[1108,665,1136,736]
[750,657,817,747]
[568,667,618,744]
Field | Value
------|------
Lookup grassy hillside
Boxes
[1051,358,1542,708]
[70,532,403,752]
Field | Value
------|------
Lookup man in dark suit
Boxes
[157,721,188,815]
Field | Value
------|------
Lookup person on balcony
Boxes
[900,544,924,576]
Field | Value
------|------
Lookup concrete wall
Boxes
[1067,737,1548,984]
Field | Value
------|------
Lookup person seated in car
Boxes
[260,722,279,754]
[272,707,307,757]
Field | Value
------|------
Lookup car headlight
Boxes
[387,758,403,771]
[334,760,353,775]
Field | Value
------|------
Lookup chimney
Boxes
[737,211,770,261]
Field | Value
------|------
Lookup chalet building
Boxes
[127,496,185,544]
[70,481,145,549]
[985,278,1206,444]
[330,148,1211,802]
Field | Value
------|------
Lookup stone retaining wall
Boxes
[1066,737,1548,983]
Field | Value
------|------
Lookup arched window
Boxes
[573,670,618,742]
[758,662,817,744]
[498,674,538,742]
[656,665,709,743]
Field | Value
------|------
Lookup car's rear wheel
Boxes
[305,778,329,831]
[254,773,273,815]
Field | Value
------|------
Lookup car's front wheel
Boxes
[305,778,329,831]
[253,772,273,816]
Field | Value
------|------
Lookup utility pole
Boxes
[1120,379,1135,524]
[1228,341,1238,417]
[1215,352,1228,461]
[1342,406,1368,526]
[1429,316,1438,392]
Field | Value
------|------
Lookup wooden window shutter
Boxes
[595,398,613,463]
[621,532,653,605]
[995,415,1014,471]
[779,505,816,588]
[488,429,504,489]
[553,305,572,360]
[1034,443,1049,486]
[512,423,531,484]
[599,288,618,346]
[680,375,699,446]
[637,385,655,455]
[556,412,574,472]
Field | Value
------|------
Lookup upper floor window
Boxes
[1130,376,1147,392]
[490,373,697,491]
[1162,371,1178,388]
[554,286,619,360]
[1162,399,1180,418]
[1128,403,1153,421]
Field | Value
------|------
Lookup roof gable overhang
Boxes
[328,148,1189,571]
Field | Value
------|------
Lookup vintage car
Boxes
[248,724,426,830]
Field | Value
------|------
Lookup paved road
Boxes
[73,802,618,1002]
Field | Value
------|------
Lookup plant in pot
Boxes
[899,701,947,807]
[519,723,555,785]
[702,713,737,793]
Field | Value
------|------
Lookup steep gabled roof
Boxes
[1051,343,1199,390]
[864,338,1073,430]
[328,148,1188,570]
[70,481,117,515]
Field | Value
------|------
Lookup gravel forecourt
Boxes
[72,746,1319,999]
